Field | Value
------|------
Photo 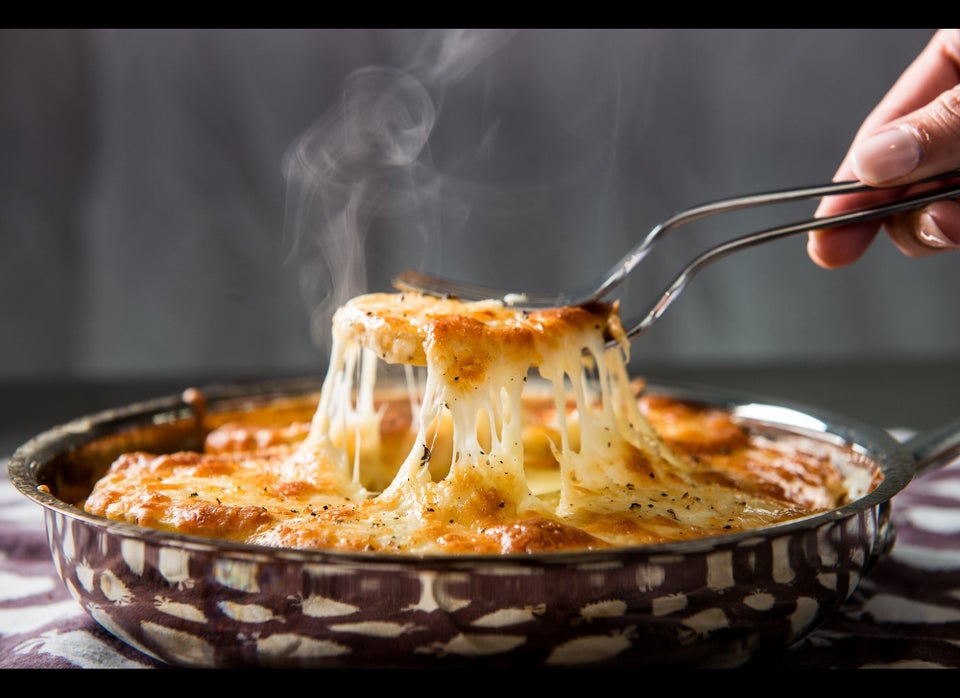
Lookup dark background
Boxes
[2,28,958,452]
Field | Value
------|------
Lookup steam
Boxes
[282,29,517,352]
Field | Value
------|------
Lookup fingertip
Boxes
[850,126,922,185]
[806,225,878,269]
[806,237,830,268]
[924,200,960,246]
[886,200,960,256]
[806,234,846,269]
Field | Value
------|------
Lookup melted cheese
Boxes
[84,292,867,554]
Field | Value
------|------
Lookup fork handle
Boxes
[655,168,960,230]
[622,178,960,341]
[598,170,960,305]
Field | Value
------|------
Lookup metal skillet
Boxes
[7,376,960,669]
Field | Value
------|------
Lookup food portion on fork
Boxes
[394,171,960,342]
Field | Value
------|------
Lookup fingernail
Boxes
[851,126,922,183]
[918,211,958,248]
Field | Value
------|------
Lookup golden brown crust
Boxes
[84,391,861,552]
[485,517,611,554]
[205,421,311,453]
[83,292,875,554]
[334,292,621,368]
[640,394,750,454]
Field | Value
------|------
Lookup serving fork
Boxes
[394,171,960,341]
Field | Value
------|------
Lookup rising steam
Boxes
[282,29,517,352]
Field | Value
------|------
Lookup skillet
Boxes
[7,376,959,668]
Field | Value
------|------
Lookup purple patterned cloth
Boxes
[3,450,960,670]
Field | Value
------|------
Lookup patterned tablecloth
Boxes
[3,448,960,670]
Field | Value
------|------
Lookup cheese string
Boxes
[298,292,687,522]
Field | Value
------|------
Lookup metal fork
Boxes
[393,171,960,341]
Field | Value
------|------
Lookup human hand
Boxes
[808,29,960,268]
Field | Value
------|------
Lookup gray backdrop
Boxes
[2,28,955,382]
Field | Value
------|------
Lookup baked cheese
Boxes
[84,292,866,554]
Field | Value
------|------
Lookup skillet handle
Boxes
[904,417,960,479]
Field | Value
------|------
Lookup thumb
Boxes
[850,84,960,185]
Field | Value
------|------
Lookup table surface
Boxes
[2,364,959,670]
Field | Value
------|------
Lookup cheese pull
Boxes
[85,292,857,554]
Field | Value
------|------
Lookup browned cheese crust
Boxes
[334,291,624,369]
[84,292,878,554]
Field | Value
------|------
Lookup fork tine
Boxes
[392,270,508,301]
[392,270,572,308]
